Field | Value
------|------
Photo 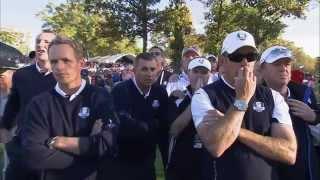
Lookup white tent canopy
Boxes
[88,54,135,64]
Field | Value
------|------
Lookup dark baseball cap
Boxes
[1,42,22,73]
[0,58,19,73]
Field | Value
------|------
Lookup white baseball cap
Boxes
[188,57,211,71]
[260,46,294,64]
[221,30,257,54]
[182,47,200,57]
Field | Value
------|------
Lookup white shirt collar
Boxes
[55,79,86,101]
[286,87,291,98]
[36,62,51,76]
[132,77,151,98]
[270,87,290,98]
[221,75,235,89]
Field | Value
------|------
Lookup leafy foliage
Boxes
[84,0,161,52]
[203,0,311,55]
[154,1,194,71]
[39,1,140,57]
[0,29,31,54]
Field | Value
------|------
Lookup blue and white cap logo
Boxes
[188,57,211,71]
[237,32,247,40]
[253,102,265,112]
[198,58,204,64]
[78,107,90,118]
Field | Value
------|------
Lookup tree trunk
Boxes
[143,32,148,53]
[170,26,184,72]
[142,0,148,52]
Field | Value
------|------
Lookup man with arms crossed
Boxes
[21,36,117,180]
[108,53,169,180]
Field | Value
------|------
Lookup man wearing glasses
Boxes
[149,46,172,87]
[166,47,201,97]
[207,54,218,73]
[191,31,297,180]
[259,46,320,180]
[207,54,220,83]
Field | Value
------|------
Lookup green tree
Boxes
[203,0,312,55]
[39,1,140,57]
[203,0,235,54]
[0,28,31,54]
[84,0,161,52]
[150,31,170,49]
[185,32,207,52]
[155,0,194,71]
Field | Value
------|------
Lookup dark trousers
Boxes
[98,157,156,180]
[5,162,38,180]
[5,137,38,180]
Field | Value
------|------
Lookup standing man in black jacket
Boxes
[21,36,118,180]
[259,45,320,180]
[167,57,212,180]
[0,30,56,180]
[107,52,169,180]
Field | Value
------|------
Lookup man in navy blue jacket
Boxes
[259,45,320,180]
[106,52,169,180]
[21,36,118,180]
[0,30,57,180]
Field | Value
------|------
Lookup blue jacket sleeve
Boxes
[21,100,75,171]
[111,84,151,140]
[78,88,119,158]
[309,88,320,125]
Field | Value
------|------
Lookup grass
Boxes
[155,149,165,180]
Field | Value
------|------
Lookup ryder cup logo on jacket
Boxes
[78,107,90,118]
[152,100,160,109]
[253,102,265,112]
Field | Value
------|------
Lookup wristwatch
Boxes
[233,99,248,111]
[47,137,57,149]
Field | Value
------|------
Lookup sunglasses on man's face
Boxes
[150,52,162,57]
[226,52,259,63]
[208,57,217,63]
